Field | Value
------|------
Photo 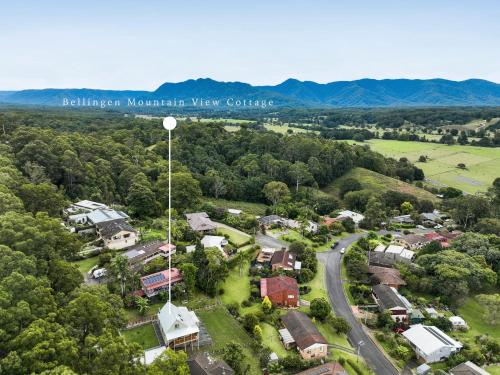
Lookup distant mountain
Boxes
[2,78,500,108]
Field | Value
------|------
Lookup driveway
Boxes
[255,232,288,249]
[318,232,400,375]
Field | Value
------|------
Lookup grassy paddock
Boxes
[353,139,500,193]
[206,198,268,216]
[324,167,438,202]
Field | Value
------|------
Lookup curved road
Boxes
[317,234,400,375]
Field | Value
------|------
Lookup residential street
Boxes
[317,233,401,375]
[255,232,288,249]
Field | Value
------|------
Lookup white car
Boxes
[92,268,107,279]
[340,248,346,254]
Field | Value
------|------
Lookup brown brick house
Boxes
[270,249,295,271]
[260,275,299,307]
[281,311,328,360]
[368,266,406,289]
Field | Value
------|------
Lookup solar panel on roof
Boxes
[142,273,166,286]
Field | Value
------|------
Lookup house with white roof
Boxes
[157,302,200,349]
[402,324,462,363]
[336,210,365,225]
[384,244,415,263]
[425,307,439,319]
[449,316,467,330]
[65,200,108,214]
[201,235,229,256]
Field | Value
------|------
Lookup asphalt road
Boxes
[255,232,288,249]
[317,233,400,375]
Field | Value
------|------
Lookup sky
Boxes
[1,0,499,90]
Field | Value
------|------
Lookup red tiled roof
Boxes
[322,217,339,226]
[140,268,183,290]
[261,276,298,297]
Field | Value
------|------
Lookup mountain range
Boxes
[1,78,500,108]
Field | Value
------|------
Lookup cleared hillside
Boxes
[324,167,439,202]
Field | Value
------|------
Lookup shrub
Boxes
[310,298,331,321]
[347,359,363,375]
[227,302,240,317]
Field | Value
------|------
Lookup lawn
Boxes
[73,255,99,274]
[137,227,165,242]
[197,306,261,374]
[279,229,315,246]
[354,139,500,193]
[486,365,500,375]
[260,323,288,358]
[124,301,165,322]
[206,198,268,215]
[454,296,499,340]
[221,261,251,307]
[121,324,159,349]
[324,167,438,202]
[217,226,251,247]
[301,262,328,302]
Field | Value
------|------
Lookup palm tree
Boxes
[110,255,130,296]
[234,251,247,276]
[135,297,150,316]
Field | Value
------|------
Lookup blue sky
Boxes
[1,0,499,90]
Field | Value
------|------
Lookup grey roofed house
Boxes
[122,240,175,267]
[369,252,397,267]
[188,352,234,375]
[391,214,414,224]
[281,311,327,351]
[421,212,442,223]
[449,361,490,375]
[372,284,411,311]
[96,219,136,238]
[185,212,217,232]
[87,209,129,225]
[258,215,284,226]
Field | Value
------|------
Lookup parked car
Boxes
[340,248,345,254]
[92,268,107,278]
[331,241,339,249]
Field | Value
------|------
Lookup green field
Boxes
[455,296,499,340]
[121,324,159,349]
[353,139,500,193]
[264,124,317,134]
[324,167,438,202]
[206,198,268,215]
[197,306,261,374]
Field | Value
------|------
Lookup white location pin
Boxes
[163,116,177,130]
